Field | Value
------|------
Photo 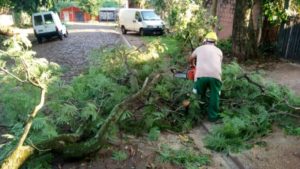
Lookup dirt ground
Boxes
[264,62,300,95]
[235,126,300,169]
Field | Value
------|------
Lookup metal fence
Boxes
[277,20,300,62]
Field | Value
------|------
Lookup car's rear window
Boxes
[44,14,54,24]
[34,15,43,26]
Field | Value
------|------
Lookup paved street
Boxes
[32,22,122,81]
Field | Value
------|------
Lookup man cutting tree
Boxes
[188,32,223,122]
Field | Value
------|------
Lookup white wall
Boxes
[0,14,14,26]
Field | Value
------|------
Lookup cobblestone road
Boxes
[32,22,122,81]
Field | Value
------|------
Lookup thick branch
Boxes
[17,87,46,147]
[54,74,161,158]
[238,74,265,93]
[1,87,46,169]
[0,67,26,83]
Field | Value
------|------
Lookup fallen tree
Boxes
[0,33,165,168]
[0,72,160,168]
[0,34,299,168]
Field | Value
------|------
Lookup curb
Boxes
[115,27,132,48]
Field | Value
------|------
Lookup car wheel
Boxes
[37,37,42,44]
[139,28,144,36]
[121,26,127,34]
[64,30,69,38]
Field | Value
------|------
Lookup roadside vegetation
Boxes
[1,0,300,169]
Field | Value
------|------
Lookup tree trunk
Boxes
[128,0,139,8]
[232,0,257,60]
[211,0,218,30]
[253,0,263,45]
[211,0,218,17]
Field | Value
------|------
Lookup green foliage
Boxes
[263,0,288,25]
[79,0,100,16]
[12,11,32,27]
[55,1,79,11]
[204,62,300,153]
[0,83,39,125]
[0,0,55,13]
[101,0,119,7]
[148,127,160,141]
[112,150,128,161]
[172,2,216,50]
[25,154,53,169]
[0,34,60,127]
[217,38,232,56]
[1,24,299,169]
[143,36,183,57]
[158,145,210,168]
[149,0,216,51]
[0,32,59,166]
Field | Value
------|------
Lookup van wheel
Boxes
[58,31,63,40]
[37,37,42,44]
[121,26,127,34]
[64,30,69,38]
[139,28,144,36]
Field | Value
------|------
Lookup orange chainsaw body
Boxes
[187,66,195,80]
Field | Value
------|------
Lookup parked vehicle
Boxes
[32,11,68,43]
[118,8,165,36]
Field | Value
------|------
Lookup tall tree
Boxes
[0,0,54,13]
[211,0,218,16]
[78,0,100,16]
[232,0,257,60]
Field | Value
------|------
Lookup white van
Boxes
[32,11,68,43]
[119,8,165,35]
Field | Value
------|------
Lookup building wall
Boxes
[216,0,236,39]
[60,6,91,22]
[0,14,14,26]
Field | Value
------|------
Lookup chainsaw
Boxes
[171,65,195,81]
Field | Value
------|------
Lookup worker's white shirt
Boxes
[191,44,223,81]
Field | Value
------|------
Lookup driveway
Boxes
[32,22,122,81]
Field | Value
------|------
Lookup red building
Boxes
[60,6,91,22]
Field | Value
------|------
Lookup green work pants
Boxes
[194,77,222,122]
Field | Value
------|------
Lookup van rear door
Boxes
[33,15,44,34]
[43,13,56,33]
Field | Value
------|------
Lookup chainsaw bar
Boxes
[174,73,187,79]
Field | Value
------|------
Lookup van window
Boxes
[141,11,160,21]
[135,12,142,21]
[44,14,54,24]
[34,15,43,26]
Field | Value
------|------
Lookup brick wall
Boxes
[216,0,236,39]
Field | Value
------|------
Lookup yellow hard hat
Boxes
[205,32,218,42]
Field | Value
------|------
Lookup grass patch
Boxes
[158,145,210,168]
[142,36,183,56]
